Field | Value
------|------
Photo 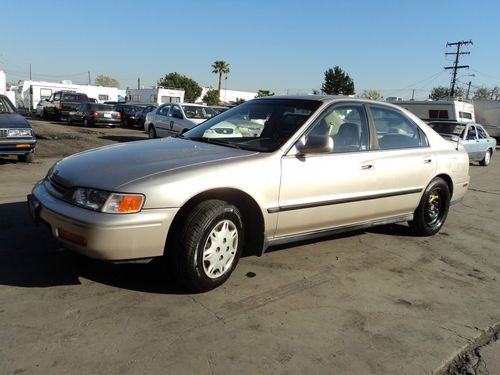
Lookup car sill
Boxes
[262,213,414,254]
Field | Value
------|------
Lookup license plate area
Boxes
[104,113,112,118]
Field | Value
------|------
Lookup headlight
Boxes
[8,128,32,137]
[64,187,145,214]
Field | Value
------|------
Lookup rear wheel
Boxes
[409,177,450,236]
[83,118,89,127]
[148,125,157,139]
[479,149,492,166]
[42,109,49,120]
[67,116,72,125]
[170,200,244,292]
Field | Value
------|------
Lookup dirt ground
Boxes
[0,119,499,374]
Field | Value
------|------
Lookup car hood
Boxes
[51,137,256,191]
[0,113,32,128]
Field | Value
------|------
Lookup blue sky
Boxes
[2,0,499,99]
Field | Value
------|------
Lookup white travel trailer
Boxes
[126,87,185,105]
[394,99,475,123]
[474,100,500,139]
[15,80,126,113]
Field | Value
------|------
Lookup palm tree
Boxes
[211,60,230,94]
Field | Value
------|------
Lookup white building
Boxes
[198,87,257,104]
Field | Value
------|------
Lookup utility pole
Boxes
[444,40,473,97]
[88,71,91,85]
[29,63,31,80]
[137,77,140,89]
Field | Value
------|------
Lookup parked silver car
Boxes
[28,96,470,291]
[428,121,496,166]
[144,103,217,138]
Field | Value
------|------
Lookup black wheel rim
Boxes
[424,188,444,226]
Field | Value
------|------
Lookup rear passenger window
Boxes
[370,106,425,150]
[305,104,370,153]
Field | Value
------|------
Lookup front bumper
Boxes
[0,138,36,155]
[29,181,179,260]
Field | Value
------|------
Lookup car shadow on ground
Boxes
[0,156,18,165]
[0,201,186,295]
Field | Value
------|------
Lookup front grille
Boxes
[0,129,7,138]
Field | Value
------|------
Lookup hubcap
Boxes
[485,151,491,165]
[425,189,442,226]
[202,220,238,279]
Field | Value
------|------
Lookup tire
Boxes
[18,152,34,163]
[83,118,89,127]
[67,116,72,125]
[479,149,492,166]
[42,109,49,120]
[148,125,157,139]
[171,200,244,292]
[409,177,450,236]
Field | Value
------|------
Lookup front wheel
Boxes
[171,200,244,292]
[83,118,89,127]
[480,149,492,166]
[409,177,450,236]
[18,152,34,163]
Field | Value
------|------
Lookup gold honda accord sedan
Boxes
[28,96,470,291]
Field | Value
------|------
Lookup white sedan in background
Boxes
[429,121,496,166]
[144,103,217,138]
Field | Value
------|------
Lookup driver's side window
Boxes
[466,126,477,140]
[305,104,370,153]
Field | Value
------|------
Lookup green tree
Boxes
[429,86,464,100]
[211,60,230,94]
[321,66,355,95]
[202,89,220,105]
[233,98,246,105]
[361,89,383,101]
[95,75,120,88]
[157,72,202,103]
[473,87,490,100]
[255,89,275,98]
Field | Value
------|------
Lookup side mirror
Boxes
[295,135,333,155]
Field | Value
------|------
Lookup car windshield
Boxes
[0,96,17,113]
[182,105,217,119]
[429,122,466,136]
[182,99,321,152]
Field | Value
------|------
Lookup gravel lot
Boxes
[0,119,499,374]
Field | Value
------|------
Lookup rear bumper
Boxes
[29,182,179,260]
[450,175,470,205]
[90,118,122,126]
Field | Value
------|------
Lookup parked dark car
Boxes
[0,94,36,162]
[40,91,90,121]
[209,106,230,115]
[135,105,157,128]
[67,103,122,127]
[113,104,140,127]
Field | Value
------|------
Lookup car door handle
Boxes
[361,164,374,170]
[423,157,433,164]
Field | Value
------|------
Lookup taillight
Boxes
[92,111,99,118]
[116,112,122,119]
